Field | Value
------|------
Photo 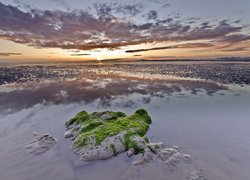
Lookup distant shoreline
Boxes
[137,58,250,62]
[1,58,250,65]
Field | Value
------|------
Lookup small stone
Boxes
[132,148,154,165]
[64,129,73,138]
[25,134,57,155]
[100,113,113,120]
[187,170,207,180]
[173,145,179,150]
[127,148,134,157]
[183,154,192,159]
[147,144,156,153]
[165,156,179,166]
[32,131,38,136]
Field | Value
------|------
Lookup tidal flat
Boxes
[0,62,250,180]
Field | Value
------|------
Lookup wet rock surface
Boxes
[25,134,57,155]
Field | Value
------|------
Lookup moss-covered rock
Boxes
[64,109,152,161]
[64,109,197,179]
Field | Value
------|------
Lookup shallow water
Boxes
[0,75,250,180]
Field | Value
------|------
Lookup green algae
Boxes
[67,109,152,154]
[66,111,90,126]
[144,137,150,143]
[110,144,117,156]
[124,132,145,154]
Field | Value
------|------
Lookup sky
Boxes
[0,0,250,62]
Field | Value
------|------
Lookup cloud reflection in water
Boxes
[0,76,227,115]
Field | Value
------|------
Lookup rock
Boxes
[64,109,208,179]
[76,132,126,161]
[65,109,152,161]
[183,154,192,162]
[173,145,179,150]
[100,113,113,120]
[157,146,192,166]
[64,128,73,138]
[127,148,135,157]
[25,134,57,155]
[32,131,38,136]
[123,144,196,180]
[187,170,207,180]
[147,142,164,153]
[132,147,154,165]
[129,135,147,150]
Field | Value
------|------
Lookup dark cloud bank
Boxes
[0,2,249,52]
[0,52,22,56]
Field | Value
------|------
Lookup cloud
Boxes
[145,10,158,20]
[0,2,249,53]
[126,43,214,53]
[70,53,91,56]
[144,56,177,59]
[50,0,72,11]
[115,3,143,16]
[93,2,143,18]
[218,34,250,43]
[222,47,249,52]
[0,52,22,56]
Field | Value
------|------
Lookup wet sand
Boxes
[0,63,250,180]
